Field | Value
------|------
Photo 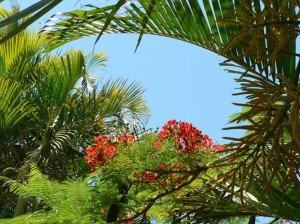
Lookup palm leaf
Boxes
[0,0,63,45]
[0,78,34,131]
[96,78,150,129]
[0,31,42,82]
[43,1,299,82]
[81,52,106,91]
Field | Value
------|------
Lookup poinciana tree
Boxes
[38,0,300,222]
[1,120,240,224]
[0,6,149,218]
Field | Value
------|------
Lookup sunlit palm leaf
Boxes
[43,1,299,83]
[0,0,63,45]
[0,78,34,130]
[0,31,42,81]
[81,52,106,91]
[98,79,149,126]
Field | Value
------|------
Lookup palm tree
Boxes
[41,0,300,222]
[0,6,149,218]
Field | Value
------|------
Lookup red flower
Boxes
[158,129,169,139]
[103,145,117,157]
[144,172,157,183]
[174,178,181,184]
[213,144,226,151]
[133,172,140,179]
[118,135,126,143]
[173,162,181,169]
[167,119,177,126]
[96,155,106,163]
[159,163,168,169]
[153,140,162,149]
[118,134,135,144]
[90,167,97,173]
[128,135,135,143]
[157,120,214,152]
[202,134,214,149]
[85,146,97,155]
[96,142,103,149]
[87,159,95,166]
[94,134,106,144]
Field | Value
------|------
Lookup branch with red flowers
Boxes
[83,120,226,222]
[117,165,208,223]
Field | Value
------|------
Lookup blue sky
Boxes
[1,0,246,144]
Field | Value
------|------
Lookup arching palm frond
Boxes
[43,1,299,82]
[81,52,106,91]
[0,0,63,45]
[97,78,149,125]
[0,31,42,82]
[0,78,34,132]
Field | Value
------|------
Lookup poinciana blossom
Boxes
[84,133,135,172]
[83,120,226,222]
[85,120,225,178]
[143,172,157,183]
[154,119,224,152]
[213,144,226,151]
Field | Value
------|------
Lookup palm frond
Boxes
[0,0,63,45]
[81,52,106,91]
[43,1,299,83]
[97,78,150,128]
[0,31,42,82]
[38,50,86,103]
[0,77,35,131]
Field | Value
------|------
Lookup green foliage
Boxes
[0,164,118,223]
[0,7,150,217]
[0,131,222,223]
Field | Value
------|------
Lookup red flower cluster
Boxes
[132,162,183,185]
[213,144,226,151]
[133,171,157,183]
[154,120,218,152]
[143,172,157,183]
[84,133,135,173]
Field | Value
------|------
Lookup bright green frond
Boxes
[0,31,42,81]
[97,78,150,127]
[0,0,63,45]
[0,77,34,131]
[0,163,111,223]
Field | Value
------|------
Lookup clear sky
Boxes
[1,0,246,144]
